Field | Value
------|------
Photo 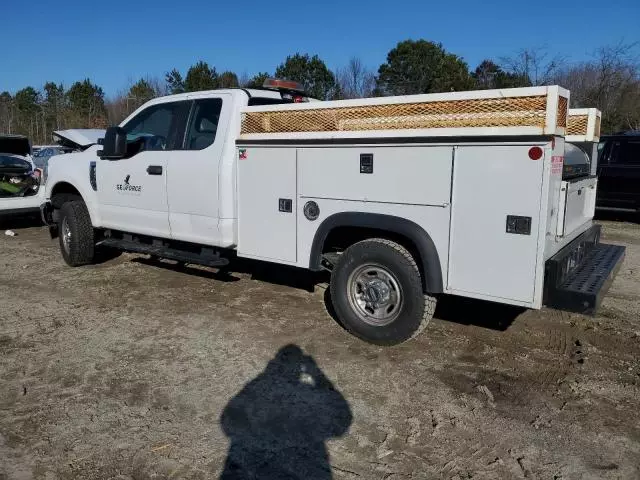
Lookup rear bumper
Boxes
[544,225,625,314]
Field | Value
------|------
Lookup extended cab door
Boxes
[96,100,190,237]
[166,94,232,245]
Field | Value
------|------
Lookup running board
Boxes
[97,237,229,268]
[544,232,625,315]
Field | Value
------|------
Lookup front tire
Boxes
[58,200,95,266]
[330,238,436,346]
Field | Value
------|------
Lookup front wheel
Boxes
[330,238,436,346]
[58,200,95,266]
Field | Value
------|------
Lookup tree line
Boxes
[1,39,638,145]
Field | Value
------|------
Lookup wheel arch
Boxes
[50,181,83,205]
[309,212,444,294]
[48,180,99,226]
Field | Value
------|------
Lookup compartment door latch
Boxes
[278,198,293,213]
[506,215,532,235]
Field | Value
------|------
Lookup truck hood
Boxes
[53,129,105,150]
[48,145,99,168]
[0,135,31,157]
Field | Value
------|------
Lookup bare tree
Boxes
[105,76,167,125]
[336,57,376,99]
[238,71,251,88]
[555,42,640,133]
[501,47,566,86]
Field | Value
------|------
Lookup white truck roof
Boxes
[118,87,308,127]
[239,86,570,141]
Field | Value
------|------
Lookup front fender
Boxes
[46,152,101,226]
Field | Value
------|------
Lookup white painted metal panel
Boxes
[295,199,451,282]
[96,152,170,238]
[0,188,45,212]
[564,177,597,236]
[237,147,297,263]
[448,145,544,303]
[299,146,452,206]
[167,93,232,246]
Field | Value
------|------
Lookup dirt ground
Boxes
[1,215,639,480]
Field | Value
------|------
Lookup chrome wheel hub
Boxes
[347,264,403,326]
[61,217,72,254]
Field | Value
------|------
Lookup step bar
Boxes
[544,225,625,314]
[97,234,229,268]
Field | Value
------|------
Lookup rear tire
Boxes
[58,200,95,266]
[330,238,436,346]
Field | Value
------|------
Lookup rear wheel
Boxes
[330,238,436,345]
[58,200,95,266]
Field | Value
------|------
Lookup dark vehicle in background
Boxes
[596,131,640,213]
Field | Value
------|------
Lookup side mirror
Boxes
[99,127,127,160]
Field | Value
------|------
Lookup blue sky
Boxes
[2,0,638,97]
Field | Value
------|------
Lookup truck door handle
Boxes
[147,165,163,175]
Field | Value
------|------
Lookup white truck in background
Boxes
[0,130,104,219]
[41,80,625,345]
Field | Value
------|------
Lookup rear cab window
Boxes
[248,97,296,107]
[612,139,640,166]
[185,98,223,150]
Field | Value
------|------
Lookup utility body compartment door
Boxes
[557,176,597,237]
[299,146,452,206]
[448,144,545,304]
[237,147,297,263]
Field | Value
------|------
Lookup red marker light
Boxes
[262,78,305,92]
[529,146,543,160]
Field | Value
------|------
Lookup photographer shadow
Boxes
[220,345,352,480]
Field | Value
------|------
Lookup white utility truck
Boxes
[41,80,625,345]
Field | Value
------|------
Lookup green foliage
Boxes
[472,60,530,89]
[43,82,64,105]
[129,79,156,103]
[165,69,185,94]
[245,72,270,89]
[219,71,239,88]
[67,79,105,114]
[184,61,219,92]
[2,40,638,143]
[66,79,107,127]
[14,87,40,113]
[275,54,337,100]
[376,40,473,95]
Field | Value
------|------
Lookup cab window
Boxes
[185,98,223,150]
[122,101,189,151]
[612,140,640,165]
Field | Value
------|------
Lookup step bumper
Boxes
[544,225,625,314]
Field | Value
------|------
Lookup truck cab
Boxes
[45,84,309,248]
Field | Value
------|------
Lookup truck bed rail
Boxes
[240,86,569,140]
[566,108,601,143]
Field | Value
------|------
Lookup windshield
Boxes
[0,154,31,170]
[248,97,296,106]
